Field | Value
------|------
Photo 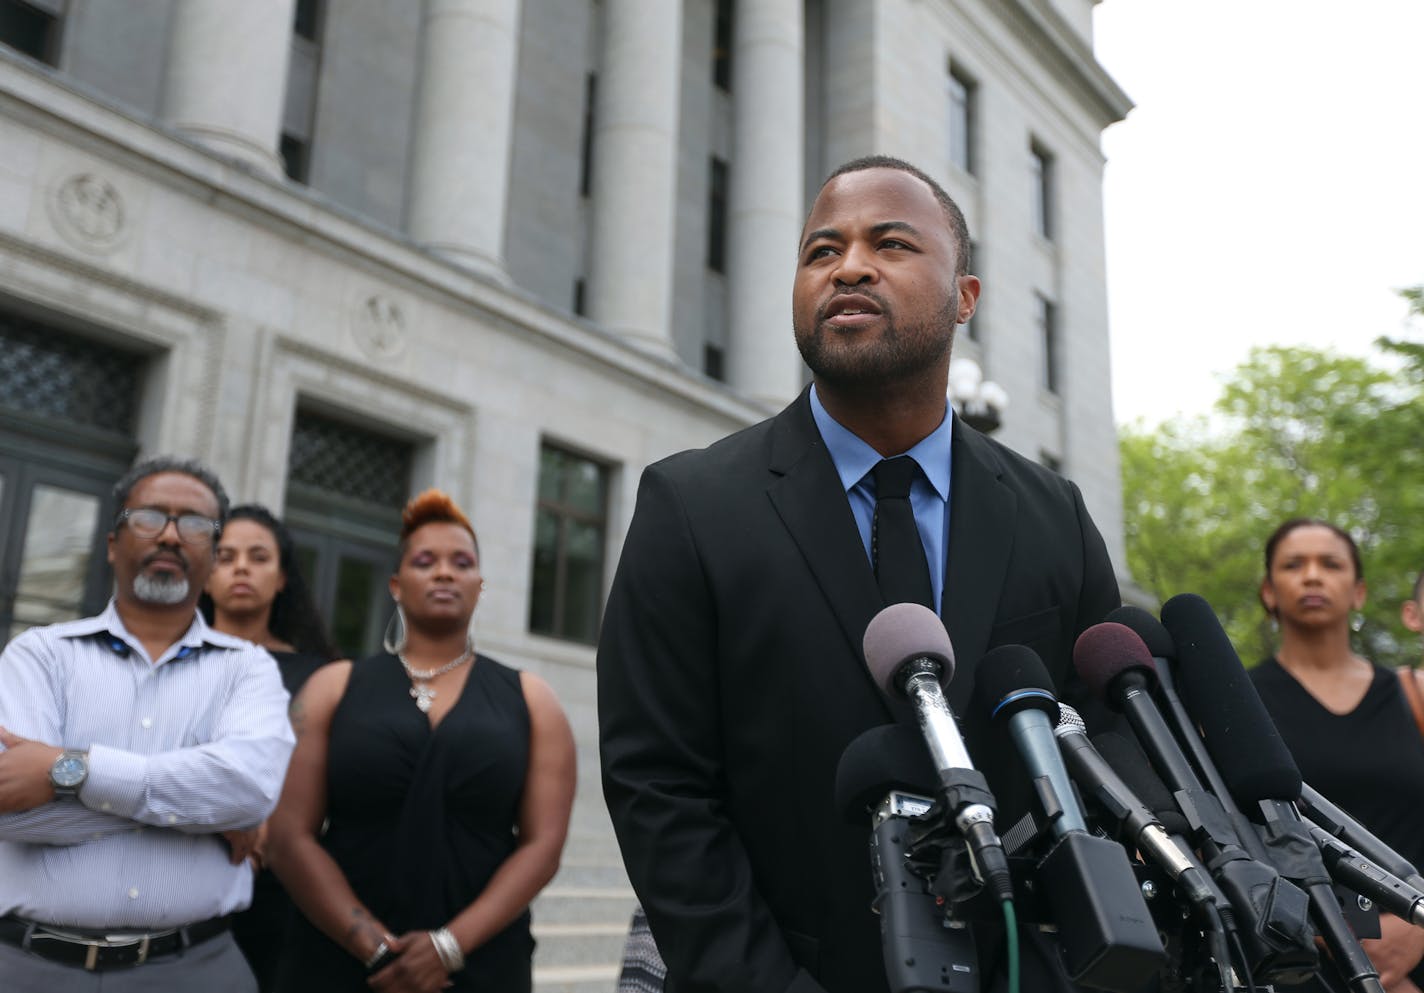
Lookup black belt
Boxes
[0,915,230,971]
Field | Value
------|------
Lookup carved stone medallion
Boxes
[49,173,127,252]
[350,292,409,361]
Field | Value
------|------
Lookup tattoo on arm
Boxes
[344,907,384,955]
[289,697,306,736]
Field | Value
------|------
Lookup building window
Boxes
[713,0,733,91]
[1030,140,1054,240]
[284,409,413,658]
[0,312,143,643]
[707,157,729,273]
[279,134,310,184]
[529,444,609,645]
[293,0,321,41]
[947,64,975,175]
[572,278,587,317]
[703,343,725,382]
[579,73,597,197]
[1036,294,1059,395]
[281,0,323,184]
[0,0,62,66]
[1040,451,1062,474]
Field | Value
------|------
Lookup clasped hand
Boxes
[367,932,455,992]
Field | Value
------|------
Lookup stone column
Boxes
[406,0,523,278]
[726,0,804,407]
[585,0,682,358]
[159,0,296,176]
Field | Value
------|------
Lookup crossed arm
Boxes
[0,635,294,849]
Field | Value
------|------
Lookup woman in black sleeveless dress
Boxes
[203,504,340,991]
[1251,518,1424,993]
[267,490,576,993]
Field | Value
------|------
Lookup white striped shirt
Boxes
[0,600,295,928]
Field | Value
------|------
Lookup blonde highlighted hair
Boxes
[397,489,478,560]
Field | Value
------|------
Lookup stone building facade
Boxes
[0,1,1129,988]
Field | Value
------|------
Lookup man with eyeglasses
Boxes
[0,455,294,992]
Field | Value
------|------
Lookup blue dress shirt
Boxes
[809,385,953,612]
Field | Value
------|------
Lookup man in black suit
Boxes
[598,156,1121,993]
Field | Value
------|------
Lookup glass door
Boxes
[0,452,117,645]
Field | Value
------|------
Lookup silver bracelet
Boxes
[428,927,464,973]
[363,939,391,970]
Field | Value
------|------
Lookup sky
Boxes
[1092,0,1424,426]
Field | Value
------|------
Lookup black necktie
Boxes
[871,456,934,609]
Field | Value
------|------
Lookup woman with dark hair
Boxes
[1251,518,1424,993]
[202,503,340,991]
[267,489,576,993]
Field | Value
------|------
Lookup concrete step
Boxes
[533,962,622,993]
[560,830,626,864]
[532,921,630,970]
[548,858,632,890]
[533,886,638,927]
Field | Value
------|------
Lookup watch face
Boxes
[52,754,86,789]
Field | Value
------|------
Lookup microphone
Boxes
[833,723,982,993]
[1299,783,1424,891]
[972,645,1086,837]
[1107,605,1279,867]
[1054,705,1218,913]
[1074,621,1318,985]
[1162,593,1384,993]
[968,645,1165,991]
[1307,821,1424,928]
[1159,594,1300,804]
[862,603,1013,904]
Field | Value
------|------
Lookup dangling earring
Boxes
[1270,615,1280,633]
[1350,611,1365,633]
[383,602,408,654]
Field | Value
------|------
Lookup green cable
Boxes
[1001,899,1019,993]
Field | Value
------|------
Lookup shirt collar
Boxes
[60,599,245,663]
[809,384,953,500]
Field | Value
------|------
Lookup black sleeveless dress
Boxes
[1251,658,1424,989]
[233,650,332,992]
[275,652,533,992]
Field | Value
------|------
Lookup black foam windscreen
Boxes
[1105,605,1176,661]
[1092,730,1192,838]
[833,723,938,822]
[1072,622,1158,706]
[1160,593,1302,803]
[862,602,955,697]
[972,643,1060,723]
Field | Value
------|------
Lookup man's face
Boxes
[793,168,979,392]
[107,472,221,609]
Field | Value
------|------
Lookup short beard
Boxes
[796,306,956,395]
[132,573,191,605]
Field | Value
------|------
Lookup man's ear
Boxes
[1403,597,1424,635]
[956,274,981,325]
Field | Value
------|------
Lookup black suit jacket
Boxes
[598,389,1121,993]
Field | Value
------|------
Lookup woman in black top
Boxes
[1251,518,1424,993]
[203,503,340,991]
[267,490,576,993]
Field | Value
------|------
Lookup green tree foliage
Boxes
[1120,338,1424,668]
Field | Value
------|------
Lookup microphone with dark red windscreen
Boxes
[1074,621,1318,986]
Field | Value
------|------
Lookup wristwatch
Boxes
[49,749,88,798]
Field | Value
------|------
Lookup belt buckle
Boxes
[82,933,151,971]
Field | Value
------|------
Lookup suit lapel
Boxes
[942,420,1017,714]
[765,392,896,720]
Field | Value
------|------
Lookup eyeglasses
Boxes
[116,508,220,545]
